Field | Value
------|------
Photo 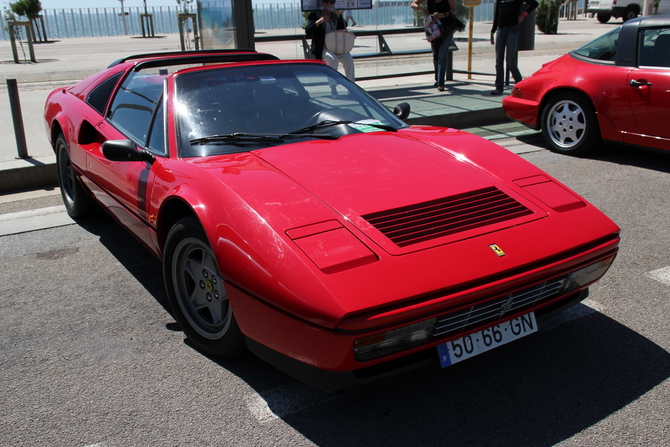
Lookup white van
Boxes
[587,0,670,23]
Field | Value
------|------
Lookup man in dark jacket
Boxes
[490,0,538,95]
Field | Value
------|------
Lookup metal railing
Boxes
[0,0,594,41]
[256,27,459,82]
[0,7,183,40]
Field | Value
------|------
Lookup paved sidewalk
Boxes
[0,17,614,193]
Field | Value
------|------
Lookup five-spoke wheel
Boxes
[163,218,245,357]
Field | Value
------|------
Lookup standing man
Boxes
[490,0,538,95]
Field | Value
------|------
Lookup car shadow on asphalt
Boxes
[73,195,670,446]
[74,209,172,317]
[590,144,670,174]
[267,312,670,446]
[514,134,670,173]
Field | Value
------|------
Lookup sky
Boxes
[38,0,295,8]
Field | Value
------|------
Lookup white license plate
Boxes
[437,312,538,367]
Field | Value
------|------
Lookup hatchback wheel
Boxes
[163,217,245,357]
[541,93,601,156]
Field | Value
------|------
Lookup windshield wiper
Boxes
[289,119,396,135]
[189,132,337,145]
[288,120,353,135]
[190,133,283,145]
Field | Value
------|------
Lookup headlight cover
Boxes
[354,318,436,361]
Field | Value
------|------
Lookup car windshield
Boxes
[174,63,407,157]
[572,27,621,62]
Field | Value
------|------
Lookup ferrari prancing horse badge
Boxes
[489,244,506,257]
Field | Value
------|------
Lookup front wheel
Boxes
[541,93,601,156]
[597,13,611,23]
[163,217,245,357]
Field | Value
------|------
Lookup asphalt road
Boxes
[0,135,669,446]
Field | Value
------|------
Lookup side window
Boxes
[572,27,620,62]
[108,72,164,144]
[639,28,670,68]
[86,72,122,115]
[146,100,165,155]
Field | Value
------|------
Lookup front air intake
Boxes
[362,187,532,247]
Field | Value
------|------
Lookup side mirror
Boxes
[102,139,155,164]
[393,102,410,121]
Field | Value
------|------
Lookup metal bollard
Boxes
[7,79,30,159]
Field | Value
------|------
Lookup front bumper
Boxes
[246,288,590,391]
[227,229,617,390]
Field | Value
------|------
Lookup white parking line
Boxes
[539,299,604,332]
[246,382,337,423]
[645,266,670,286]
[0,205,74,236]
[0,188,60,204]
[0,205,66,221]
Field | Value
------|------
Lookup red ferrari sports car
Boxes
[45,50,620,390]
[503,14,670,156]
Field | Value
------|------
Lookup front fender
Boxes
[152,157,348,329]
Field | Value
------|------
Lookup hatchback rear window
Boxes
[572,27,620,62]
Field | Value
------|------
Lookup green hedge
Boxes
[536,0,564,34]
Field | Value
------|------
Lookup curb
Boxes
[0,157,58,194]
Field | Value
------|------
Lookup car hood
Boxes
[251,130,545,255]
[183,129,617,328]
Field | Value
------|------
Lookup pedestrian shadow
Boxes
[369,81,494,101]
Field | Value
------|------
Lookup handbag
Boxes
[424,16,443,42]
[325,30,356,55]
[444,13,466,33]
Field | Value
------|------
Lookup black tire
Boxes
[597,13,611,23]
[163,217,245,357]
[56,133,93,218]
[541,92,601,156]
[623,8,638,22]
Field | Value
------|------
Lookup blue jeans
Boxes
[495,25,521,91]
[431,26,455,87]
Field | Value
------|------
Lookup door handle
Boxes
[630,79,652,87]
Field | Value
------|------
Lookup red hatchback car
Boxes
[503,14,670,155]
[45,50,619,390]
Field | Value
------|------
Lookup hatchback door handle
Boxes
[630,79,652,87]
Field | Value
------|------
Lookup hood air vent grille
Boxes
[363,187,532,247]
